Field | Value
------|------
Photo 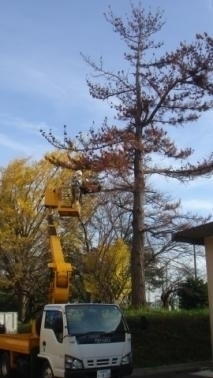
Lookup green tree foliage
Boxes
[42,3,213,308]
[178,277,208,309]
[0,289,18,311]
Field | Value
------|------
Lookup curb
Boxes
[131,361,213,376]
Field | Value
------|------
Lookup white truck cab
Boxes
[38,303,132,378]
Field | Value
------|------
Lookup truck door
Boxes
[40,309,64,376]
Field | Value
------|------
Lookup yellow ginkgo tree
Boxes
[84,238,131,304]
[0,158,61,321]
[0,156,103,320]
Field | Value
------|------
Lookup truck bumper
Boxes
[65,364,133,378]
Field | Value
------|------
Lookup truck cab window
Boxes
[44,310,63,343]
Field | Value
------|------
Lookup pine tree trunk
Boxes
[18,293,29,322]
[130,45,146,307]
[131,146,146,307]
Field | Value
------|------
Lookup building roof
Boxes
[172,222,213,246]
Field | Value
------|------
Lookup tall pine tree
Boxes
[42,3,213,307]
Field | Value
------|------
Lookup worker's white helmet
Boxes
[76,170,82,176]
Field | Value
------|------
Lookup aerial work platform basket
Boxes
[44,186,80,217]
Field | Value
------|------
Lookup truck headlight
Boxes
[65,354,83,369]
[121,352,132,365]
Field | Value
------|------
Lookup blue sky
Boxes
[1,0,213,217]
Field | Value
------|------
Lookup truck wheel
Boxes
[41,361,54,378]
[0,352,10,377]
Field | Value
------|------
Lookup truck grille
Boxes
[87,357,118,367]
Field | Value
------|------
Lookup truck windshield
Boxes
[65,304,128,336]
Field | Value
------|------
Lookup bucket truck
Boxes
[0,173,132,378]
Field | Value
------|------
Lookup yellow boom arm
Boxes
[44,178,101,304]
[46,213,72,303]
[45,186,80,303]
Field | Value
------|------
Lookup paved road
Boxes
[131,362,213,378]
[140,371,213,377]
[140,373,213,378]
[141,372,213,377]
